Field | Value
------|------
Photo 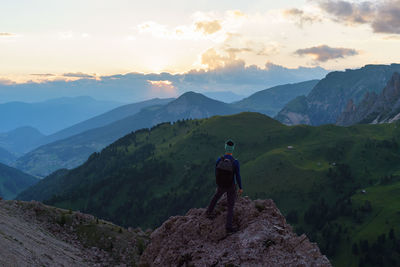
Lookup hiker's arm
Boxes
[235,160,243,190]
[215,157,221,176]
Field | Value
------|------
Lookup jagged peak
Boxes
[379,72,400,107]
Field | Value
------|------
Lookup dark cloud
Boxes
[195,20,222,35]
[371,1,400,34]
[283,8,322,27]
[63,72,95,78]
[0,32,14,36]
[295,45,358,62]
[318,0,400,34]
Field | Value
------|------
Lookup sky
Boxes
[1,0,400,100]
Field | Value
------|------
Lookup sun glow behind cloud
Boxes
[147,80,177,97]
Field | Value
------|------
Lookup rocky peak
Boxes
[336,72,400,125]
[140,197,331,266]
[382,72,400,105]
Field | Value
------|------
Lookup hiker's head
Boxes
[225,139,235,154]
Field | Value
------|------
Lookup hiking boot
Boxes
[226,226,239,234]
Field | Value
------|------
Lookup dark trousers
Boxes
[207,183,236,229]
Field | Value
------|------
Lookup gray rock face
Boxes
[140,197,331,266]
[276,64,400,126]
[0,199,149,267]
[337,72,400,125]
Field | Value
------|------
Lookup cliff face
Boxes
[140,197,331,266]
[337,72,400,125]
[276,64,400,126]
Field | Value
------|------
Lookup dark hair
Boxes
[226,140,234,146]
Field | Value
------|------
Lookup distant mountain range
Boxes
[202,91,246,103]
[0,96,122,135]
[233,80,319,116]
[0,126,45,156]
[337,72,400,126]
[0,147,16,166]
[276,64,400,125]
[43,98,174,144]
[14,92,242,177]
[11,80,325,177]
[0,162,38,199]
[0,98,173,157]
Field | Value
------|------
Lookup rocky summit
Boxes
[140,196,331,266]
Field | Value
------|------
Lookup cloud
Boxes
[383,35,400,40]
[147,80,177,97]
[230,10,246,18]
[30,73,55,77]
[0,63,329,103]
[283,8,322,27]
[137,21,199,40]
[63,72,95,78]
[318,0,400,34]
[295,45,358,62]
[200,32,281,69]
[201,48,245,69]
[0,32,14,37]
[0,78,15,85]
[195,20,222,35]
[222,43,278,57]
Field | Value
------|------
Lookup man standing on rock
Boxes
[206,139,243,234]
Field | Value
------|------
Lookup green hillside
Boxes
[0,163,39,199]
[17,112,400,265]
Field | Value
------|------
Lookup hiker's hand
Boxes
[238,189,243,196]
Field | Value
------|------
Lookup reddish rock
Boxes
[140,197,331,266]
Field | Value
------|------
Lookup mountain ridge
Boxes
[0,162,38,200]
[276,64,400,125]
[0,126,45,156]
[233,80,319,116]
[0,96,122,135]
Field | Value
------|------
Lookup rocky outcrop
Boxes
[276,64,400,126]
[337,72,400,125]
[0,199,149,266]
[140,197,331,266]
[336,92,378,126]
